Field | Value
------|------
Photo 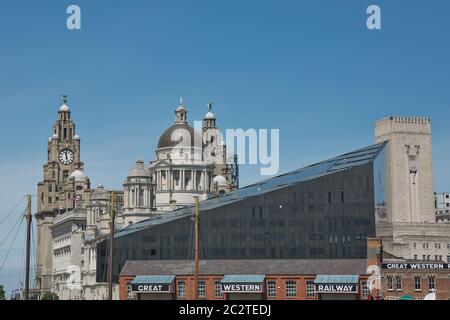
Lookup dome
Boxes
[213,175,228,187]
[59,104,70,112]
[69,170,86,182]
[204,111,216,120]
[128,160,150,177]
[74,135,80,140]
[157,123,201,149]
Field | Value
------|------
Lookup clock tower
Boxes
[35,95,90,294]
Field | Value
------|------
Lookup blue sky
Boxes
[1,0,450,296]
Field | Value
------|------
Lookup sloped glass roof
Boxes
[130,275,175,284]
[221,275,265,283]
[314,275,360,284]
[116,142,387,238]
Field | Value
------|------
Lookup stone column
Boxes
[181,170,185,190]
[193,171,197,190]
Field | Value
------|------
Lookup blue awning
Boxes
[314,275,359,284]
[130,275,175,285]
[221,275,265,284]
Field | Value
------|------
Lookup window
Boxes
[362,281,370,299]
[414,276,421,291]
[427,255,431,260]
[447,256,450,263]
[422,255,426,260]
[177,281,186,298]
[435,255,439,261]
[341,191,345,204]
[428,276,435,292]
[328,192,332,204]
[214,281,222,299]
[413,243,417,249]
[48,185,52,192]
[439,255,442,261]
[435,243,441,249]
[198,281,206,299]
[127,284,135,300]
[306,281,315,298]
[285,281,297,297]
[267,281,276,298]
[395,276,402,291]
[414,255,418,260]
[423,243,428,249]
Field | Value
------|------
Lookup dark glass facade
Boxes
[97,142,387,282]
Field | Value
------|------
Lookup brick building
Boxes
[381,260,450,300]
[119,259,371,300]
[117,238,450,300]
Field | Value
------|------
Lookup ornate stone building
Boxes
[35,96,238,299]
[35,96,90,294]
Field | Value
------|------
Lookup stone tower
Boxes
[375,117,435,224]
[122,160,155,227]
[202,103,238,194]
[35,96,86,294]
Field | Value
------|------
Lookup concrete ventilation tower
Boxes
[375,117,434,224]
[375,116,450,259]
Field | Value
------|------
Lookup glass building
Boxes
[97,142,387,282]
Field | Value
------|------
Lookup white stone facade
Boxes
[37,97,237,299]
[435,192,450,222]
[374,116,450,260]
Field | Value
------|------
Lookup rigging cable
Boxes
[0,213,24,248]
[0,196,25,226]
[0,214,25,271]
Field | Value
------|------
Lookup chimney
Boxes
[170,200,177,211]
[367,237,382,267]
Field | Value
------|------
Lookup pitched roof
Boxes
[120,259,369,277]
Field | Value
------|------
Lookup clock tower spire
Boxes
[35,95,90,295]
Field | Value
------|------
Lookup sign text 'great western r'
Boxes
[221,283,263,293]
[131,283,172,293]
[315,284,358,293]
[382,263,450,270]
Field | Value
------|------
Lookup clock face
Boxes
[59,149,74,165]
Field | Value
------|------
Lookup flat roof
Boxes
[120,259,369,277]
